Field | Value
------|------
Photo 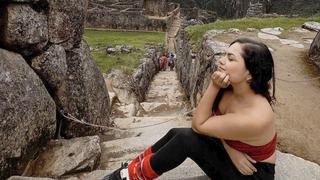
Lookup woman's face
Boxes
[217,42,251,84]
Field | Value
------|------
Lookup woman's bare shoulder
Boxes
[250,96,274,124]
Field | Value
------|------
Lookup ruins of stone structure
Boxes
[246,2,266,17]
[0,0,111,178]
[86,0,180,31]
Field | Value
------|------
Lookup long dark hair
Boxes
[213,38,276,111]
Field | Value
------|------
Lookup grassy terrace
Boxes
[84,30,165,74]
[186,17,320,50]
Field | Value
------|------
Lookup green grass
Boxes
[84,30,165,74]
[186,16,320,51]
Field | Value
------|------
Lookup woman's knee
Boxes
[174,128,199,142]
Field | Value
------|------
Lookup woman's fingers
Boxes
[244,154,257,173]
[211,71,230,88]
[222,75,230,85]
[241,163,254,175]
[244,161,256,174]
[219,73,227,84]
[245,154,257,164]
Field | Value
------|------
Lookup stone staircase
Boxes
[100,70,209,179]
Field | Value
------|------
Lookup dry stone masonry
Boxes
[0,0,111,178]
[86,0,180,32]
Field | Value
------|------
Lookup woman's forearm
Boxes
[192,81,220,129]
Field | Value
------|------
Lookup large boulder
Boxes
[309,32,320,69]
[31,45,67,91]
[0,48,56,179]
[302,22,320,32]
[48,0,88,50]
[0,4,48,56]
[23,136,101,178]
[58,40,110,137]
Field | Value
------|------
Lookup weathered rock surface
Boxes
[0,4,48,56]
[1,0,113,178]
[175,29,225,107]
[0,48,56,178]
[106,69,137,105]
[31,45,67,90]
[58,40,110,137]
[258,32,280,40]
[8,177,55,180]
[276,151,320,180]
[23,136,101,178]
[309,32,320,69]
[48,0,88,50]
[131,49,160,102]
[261,27,283,35]
[302,22,320,32]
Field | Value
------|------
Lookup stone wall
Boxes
[269,0,320,16]
[86,7,168,31]
[175,28,226,107]
[131,47,162,102]
[0,0,111,178]
[143,0,168,17]
[246,2,266,17]
[86,0,180,32]
[170,0,320,18]
[180,7,199,20]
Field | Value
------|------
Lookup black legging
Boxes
[149,128,275,180]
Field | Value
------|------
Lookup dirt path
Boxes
[213,29,320,164]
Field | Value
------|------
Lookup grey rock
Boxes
[228,28,240,34]
[80,170,113,180]
[185,19,204,26]
[206,40,229,56]
[31,45,67,90]
[261,27,283,35]
[120,46,131,53]
[258,32,280,40]
[202,29,225,40]
[106,47,116,54]
[48,0,88,50]
[7,177,55,180]
[0,48,56,179]
[0,4,48,56]
[309,31,320,69]
[58,40,111,137]
[23,136,101,178]
[275,151,320,180]
[302,21,320,32]
[247,28,258,32]
[107,69,137,105]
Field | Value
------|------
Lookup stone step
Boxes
[113,116,190,132]
[140,102,186,115]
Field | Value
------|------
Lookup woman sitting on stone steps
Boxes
[103,38,277,180]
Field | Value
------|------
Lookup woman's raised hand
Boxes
[211,71,230,88]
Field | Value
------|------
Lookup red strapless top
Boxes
[214,109,277,161]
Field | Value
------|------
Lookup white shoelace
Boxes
[120,168,130,180]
